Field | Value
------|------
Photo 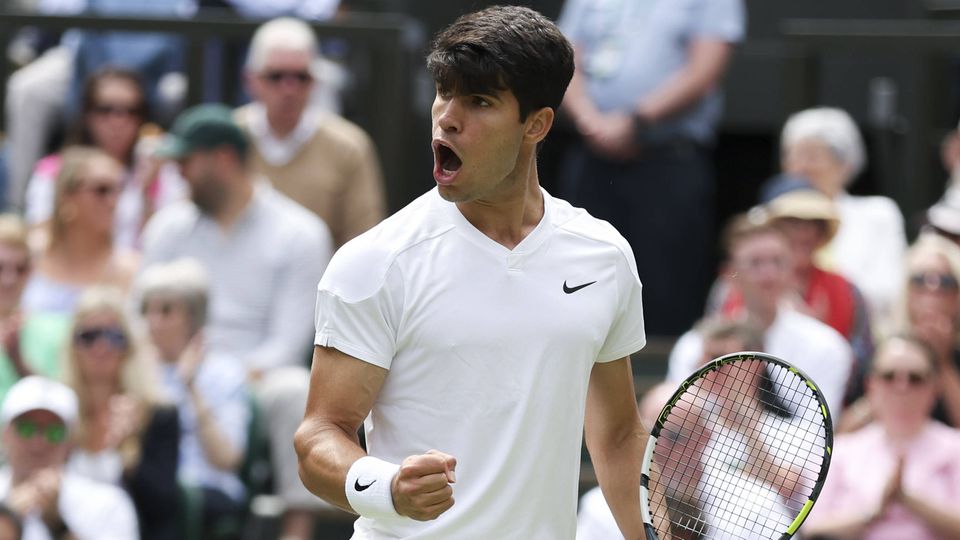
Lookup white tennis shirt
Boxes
[315,187,646,539]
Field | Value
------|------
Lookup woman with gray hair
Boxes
[137,258,251,539]
[780,107,907,333]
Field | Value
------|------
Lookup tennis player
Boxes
[294,5,648,539]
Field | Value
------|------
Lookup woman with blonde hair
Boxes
[22,146,139,316]
[0,213,71,403]
[63,285,179,540]
[839,232,960,432]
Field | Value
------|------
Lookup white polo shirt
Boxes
[315,187,646,539]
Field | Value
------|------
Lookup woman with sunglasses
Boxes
[805,334,960,540]
[62,286,180,540]
[21,146,139,317]
[23,67,185,252]
[839,232,960,432]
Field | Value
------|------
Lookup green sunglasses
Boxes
[13,418,67,444]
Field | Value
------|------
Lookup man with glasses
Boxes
[237,17,387,249]
[0,376,138,539]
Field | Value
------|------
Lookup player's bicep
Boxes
[585,356,643,446]
[304,345,388,436]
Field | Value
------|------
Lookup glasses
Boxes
[874,369,932,387]
[260,70,313,85]
[909,272,959,292]
[74,327,128,349]
[90,104,142,118]
[13,418,67,444]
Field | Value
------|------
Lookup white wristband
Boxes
[345,456,402,520]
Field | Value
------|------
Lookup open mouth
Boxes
[434,141,463,178]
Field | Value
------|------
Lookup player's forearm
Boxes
[586,423,647,540]
[294,417,367,513]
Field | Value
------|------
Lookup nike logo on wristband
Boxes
[355,479,376,492]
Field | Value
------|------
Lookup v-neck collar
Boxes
[438,187,553,268]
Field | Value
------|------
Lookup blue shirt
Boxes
[558,0,745,144]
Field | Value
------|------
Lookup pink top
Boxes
[808,421,960,540]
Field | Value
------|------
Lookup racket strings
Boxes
[649,359,829,539]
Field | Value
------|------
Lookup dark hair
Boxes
[426,5,574,121]
[69,66,149,166]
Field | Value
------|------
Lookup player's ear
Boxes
[523,106,554,145]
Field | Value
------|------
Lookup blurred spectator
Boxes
[225,0,340,19]
[805,335,960,540]
[557,0,745,336]
[779,107,907,333]
[840,233,960,432]
[24,67,186,251]
[62,286,179,540]
[22,146,139,316]
[143,104,332,540]
[237,17,386,249]
[0,375,139,539]
[4,0,190,212]
[925,185,960,246]
[136,258,250,539]
[0,214,71,406]
[0,503,22,540]
[667,213,853,418]
[711,190,874,402]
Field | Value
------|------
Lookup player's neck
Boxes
[456,157,543,250]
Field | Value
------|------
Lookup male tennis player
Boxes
[295,6,648,539]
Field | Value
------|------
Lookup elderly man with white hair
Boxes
[780,106,908,333]
[236,17,387,249]
[0,376,139,540]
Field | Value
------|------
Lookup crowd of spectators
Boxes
[1,0,960,539]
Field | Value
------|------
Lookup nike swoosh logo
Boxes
[563,280,597,294]
[355,479,376,492]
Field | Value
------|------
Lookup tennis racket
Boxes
[639,352,833,540]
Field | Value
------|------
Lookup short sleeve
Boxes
[314,257,404,370]
[692,0,745,42]
[597,249,646,362]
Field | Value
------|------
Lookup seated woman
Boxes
[804,334,960,540]
[62,286,179,540]
[22,146,139,316]
[0,214,70,404]
[840,232,960,431]
[778,107,907,332]
[24,66,185,251]
[135,258,250,538]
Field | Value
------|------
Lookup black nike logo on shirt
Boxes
[355,479,375,492]
[563,280,597,294]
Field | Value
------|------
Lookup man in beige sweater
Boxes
[237,17,387,250]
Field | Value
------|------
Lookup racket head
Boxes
[640,351,833,540]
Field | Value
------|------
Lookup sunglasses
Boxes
[90,104,142,118]
[14,418,67,444]
[74,327,128,349]
[260,70,313,85]
[909,272,959,292]
[874,369,931,387]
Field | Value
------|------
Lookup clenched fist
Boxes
[391,449,457,521]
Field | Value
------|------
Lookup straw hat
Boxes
[765,189,841,243]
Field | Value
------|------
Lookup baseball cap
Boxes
[1,376,78,427]
[766,189,841,243]
[156,103,248,159]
